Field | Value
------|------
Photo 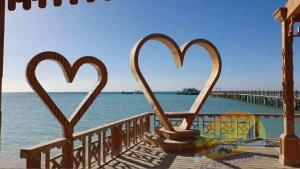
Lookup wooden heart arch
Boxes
[130,33,222,131]
[26,51,108,137]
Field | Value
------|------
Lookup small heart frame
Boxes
[26,52,108,137]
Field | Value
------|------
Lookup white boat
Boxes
[176,88,200,95]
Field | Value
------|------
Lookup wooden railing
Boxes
[20,112,300,168]
[20,112,151,169]
[154,113,300,140]
[154,112,200,130]
[198,113,299,140]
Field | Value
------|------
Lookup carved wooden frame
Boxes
[130,33,222,131]
[26,52,108,137]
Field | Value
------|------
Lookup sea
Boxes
[0,92,300,168]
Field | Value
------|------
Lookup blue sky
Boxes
[3,0,299,92]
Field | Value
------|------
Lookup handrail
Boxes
[20,112,298,168]
[20,138,68,158]
[73,112,153,139]
[20,112,152,169]
[162,112,300,118]
[199,113,300,118]
[154,112,300,141]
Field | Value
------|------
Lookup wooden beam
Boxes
[273,8,287,22]
[286,0,300,19]
[8,0,99,11]
[294,15,300,22]
[0,0,4,145]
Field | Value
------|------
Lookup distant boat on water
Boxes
[176,88,200,95]
[134,90,143,94]
[121,91,134,94]
[122,90,143,94]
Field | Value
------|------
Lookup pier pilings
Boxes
[211,90,300,110]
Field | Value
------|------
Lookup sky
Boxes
[2,0,300,92]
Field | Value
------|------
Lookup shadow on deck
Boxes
[102,142,297,169]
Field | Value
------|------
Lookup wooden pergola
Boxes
[0,0,299,167]
[273,0,300,166]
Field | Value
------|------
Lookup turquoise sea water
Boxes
[0,92,300,167]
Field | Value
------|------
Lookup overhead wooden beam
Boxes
[274,0,300,22]
[8,0,98,11]
[0,0,4,146]
[285,0,300,19]
[53,0,62,7]
[273,8,287,22]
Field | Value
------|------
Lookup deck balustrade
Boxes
[20,112,151,169]
[20,112,300,168]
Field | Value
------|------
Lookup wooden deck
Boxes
[102,142,299,169]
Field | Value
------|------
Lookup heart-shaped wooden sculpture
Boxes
[130,34,221,131]
[26,52,107,137]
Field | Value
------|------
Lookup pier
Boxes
[211,91,300,110]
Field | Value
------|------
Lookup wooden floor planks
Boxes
[101,142,299,169]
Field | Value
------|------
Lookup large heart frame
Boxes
[130,34,222,131]
[26,52,108,137]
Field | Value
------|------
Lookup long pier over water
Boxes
[211,90,300,110]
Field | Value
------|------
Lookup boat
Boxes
[134,90,143,94]
[176,88,200,95]
[121,91,134,94]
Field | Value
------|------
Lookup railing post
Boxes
[111,125,122,156]
[126,121,130,148]
[236,116,239,139]
[196,115,200,130]
[102,128,107,164]
[26,152,41,169]
[154,114,157,129]
[146,115,150,133]
[254,116,260,139]
[62,127,74,168]
[134,119,137,144]
[87,135,92,168]
[62,138,73,168]
[81,138,86,169]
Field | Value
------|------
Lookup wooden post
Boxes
[111,125,122,156]
[274,7,300,167]
[97,132,101,166]
[0,0,4,146]
[133,119,137,144]
[87,135,92,168]
[146,115,150,133]
[126,121,130,148]
[26,152,41,169]
[254,116,260,139]
[62,127,74,169]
